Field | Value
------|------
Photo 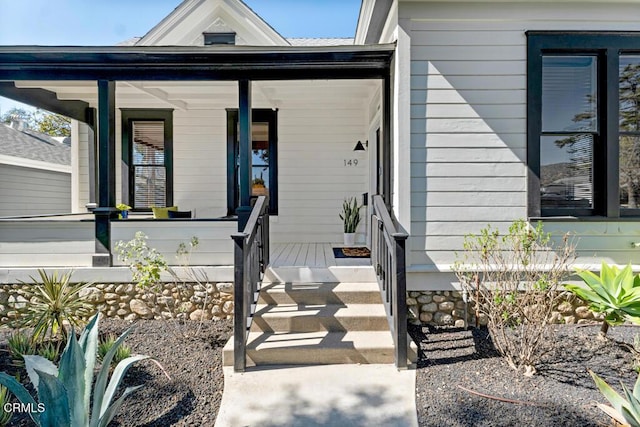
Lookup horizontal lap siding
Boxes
[403,1,640,267]
[0,165,71,216]
[172,109,227,217]
[0,221,93,267]
[273,103,368,244]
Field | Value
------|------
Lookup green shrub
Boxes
[0,313,164,427]
[11,270,94,343]
[453,220,575,376]
[566,262,640,338]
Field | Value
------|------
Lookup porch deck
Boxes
[270,243,370,267]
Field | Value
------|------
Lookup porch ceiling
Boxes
[10,80,380,110]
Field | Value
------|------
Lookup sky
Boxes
[0,0,361,115]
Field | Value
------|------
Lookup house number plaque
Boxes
[344,159,359,167]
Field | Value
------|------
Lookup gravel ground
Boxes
[1,318,232,427]
[410,323,639,427]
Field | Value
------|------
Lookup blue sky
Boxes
[0,0,361,114]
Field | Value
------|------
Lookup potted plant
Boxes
[252,174,268,196]
[116,203,131,219]
[339,197,361,246]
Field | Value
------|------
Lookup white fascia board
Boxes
[355,0,376,44]
[0,154,71,174]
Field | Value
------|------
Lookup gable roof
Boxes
[136,0,290,46]
[0,123,71,168]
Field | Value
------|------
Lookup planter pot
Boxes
[343,233,356,246]
[121,210,128,219]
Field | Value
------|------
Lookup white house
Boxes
[2,0,640,368]
[0,118,71,217]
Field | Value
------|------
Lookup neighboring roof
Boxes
[0,123,71,167]
[288,38,354,46]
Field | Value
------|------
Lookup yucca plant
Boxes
[591,369,640,427]
[13,269,95,343]
[565,262,640,338]
[339,197,361,234]
[0,385,12,427]
[0,313,166,427]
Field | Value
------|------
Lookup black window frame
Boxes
[204,32,236,45]
[527,31,640,218]
[226,108,278,215]
[121,109,174,211]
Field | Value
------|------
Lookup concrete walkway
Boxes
[215,364,418,427]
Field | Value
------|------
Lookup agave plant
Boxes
[0,385,12,427]
[591,369,640,427]
[339,197,361,234]
[13,269,94,343]
[565,262,640,337]
[0,313,164,427]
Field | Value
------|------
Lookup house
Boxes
[1,0,640,368]
[0,117,71,216]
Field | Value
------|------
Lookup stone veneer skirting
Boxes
[408,291,602,327]
[0,282,234,324]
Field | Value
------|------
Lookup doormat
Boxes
[333,247,371,258]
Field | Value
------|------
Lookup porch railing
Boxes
[371,195,409,369]
[231,196,270,372]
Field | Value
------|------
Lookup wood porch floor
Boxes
[269,243,371,267]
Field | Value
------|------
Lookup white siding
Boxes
[0,221,93,267]
[401,1,640,268]
[0,164,71,217]
[74,121,91,212]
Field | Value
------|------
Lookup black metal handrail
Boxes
[231,196,270,372]
[371,195,409,369]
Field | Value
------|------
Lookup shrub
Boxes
[114,231,167,291]
[10,270,94,343]
[565,262,640,338]
[453,220,575,376]
[0,313,166,427]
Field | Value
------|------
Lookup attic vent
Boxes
[204,32,236,45]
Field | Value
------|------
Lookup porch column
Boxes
[92,80,117,267]
[237,79,253,231]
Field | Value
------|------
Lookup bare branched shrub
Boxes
[453,220,575,376]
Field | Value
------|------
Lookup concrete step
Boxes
[263,266,377,284]
[251,303,389,333]
[223,331,399,366]
[258,281,381,305]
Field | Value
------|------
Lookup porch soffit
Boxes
[0,44,394,81]
[137,0,290,47]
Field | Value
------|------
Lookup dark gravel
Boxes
[410,323,639,427]
[1,318,232,427]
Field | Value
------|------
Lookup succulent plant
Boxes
[0,313,163,427]
[591,369,640,427]
[339,197,362,234]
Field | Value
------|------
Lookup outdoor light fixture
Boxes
[353,140,368,151]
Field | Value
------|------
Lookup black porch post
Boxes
[92,80,117,267]
[382,74,392,211]
[237,79,252,231]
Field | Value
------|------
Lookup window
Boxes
[204,32,236,45]
[527,32,640,217]
[121,109,173,210]
[227,109,278,215]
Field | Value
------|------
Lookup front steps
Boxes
[223,266,416,367]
